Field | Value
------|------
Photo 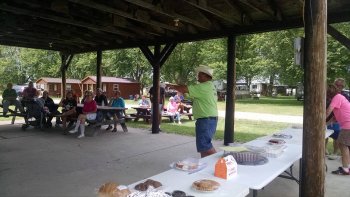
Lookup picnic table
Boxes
[0,104,23,124]
[128,127,332,197]
[77,104,128,136]
[131,106,151,123]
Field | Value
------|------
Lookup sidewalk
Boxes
[218,111,303,124]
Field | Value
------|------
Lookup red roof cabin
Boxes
[81,76,141,99]
[36,77,82,98]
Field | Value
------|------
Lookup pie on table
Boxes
[191,179,220,192]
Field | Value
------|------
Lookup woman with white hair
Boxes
[166,96,181,124]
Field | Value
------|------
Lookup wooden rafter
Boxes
[0,3,135,38]
[124,0,211,30]
[184,0,242,25]
[240,0,282,21]
[68,0,179,32]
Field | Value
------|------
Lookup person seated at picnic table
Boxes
[40,90,59,128]
[69,90,97,138]
[1,82,24,116]
[174,91,185,113]
[138,95,150,107]
[166,96,181,124]
[21,81,37,103]
[106,90,128,132]
[59,90,77,132]
[94,88,108,106]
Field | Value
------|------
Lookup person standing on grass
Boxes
[149,83,166,132]
[326,84,350,175]
[177,65,218,158]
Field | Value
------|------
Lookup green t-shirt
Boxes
[2,88,18,101]
[188,81,218,119]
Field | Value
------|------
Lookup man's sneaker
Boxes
[69,129,78,134]
[331,167,350,175]
[106,125,113,130]
[77,134,85,138]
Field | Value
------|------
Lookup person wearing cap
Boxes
[177,65,218,158]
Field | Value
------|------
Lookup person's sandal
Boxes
[331,167,350,175]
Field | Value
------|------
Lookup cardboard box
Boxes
[214,155,237,179]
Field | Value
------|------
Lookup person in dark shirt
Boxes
[94,88,108,106]
[59,91,77,131]
[149,83,165,131]
[2,83,23,116]
[41,90,58,127]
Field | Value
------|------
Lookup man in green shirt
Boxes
[180,65,218,158]
[2,83,23,116]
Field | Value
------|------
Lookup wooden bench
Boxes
[86,117,126,137]
[162,112,193,122]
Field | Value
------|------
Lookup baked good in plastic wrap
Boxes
[268,139,286,145]
[98,182,131,197]
[272,133,292,139]
[127,186,171,197]
[174,158,198,171]
[191,179,220,192]
[223,151,268,165]
[134,179,162,191]
[245,144,287,158]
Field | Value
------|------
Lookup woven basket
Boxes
[223,151,268,165]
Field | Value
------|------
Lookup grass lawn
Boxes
[217,96,303,116]
[126,117,291,143]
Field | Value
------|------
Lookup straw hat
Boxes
[195,65,213,78]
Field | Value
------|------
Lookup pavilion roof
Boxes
[1,0,350,53]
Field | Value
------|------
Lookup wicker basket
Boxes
[223,151,268,166]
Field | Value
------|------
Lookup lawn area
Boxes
[217,96,303,116]
[126,117,291,143]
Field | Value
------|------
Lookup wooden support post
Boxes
[60,52,74,98]
[96,50,102,89]
[301,1,327,197]
[139,42,177,134]
[224,35,236,145]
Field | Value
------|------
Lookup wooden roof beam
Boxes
[327,25,350,51]
[225,0,253,24]
[0,28,97,46]
[184,0,242,25]
[68,0,179,32]
[123,0,211,30]
[240,0,282,21]
[0,38,73,52]
[0,3,135,38]
[0,33,86,49]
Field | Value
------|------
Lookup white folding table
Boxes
[128,167,250,197]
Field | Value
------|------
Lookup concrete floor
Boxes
[0,122,347,197]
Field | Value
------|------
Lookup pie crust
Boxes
[191,179,220,192]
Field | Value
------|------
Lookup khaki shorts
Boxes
[337,129,350,146]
